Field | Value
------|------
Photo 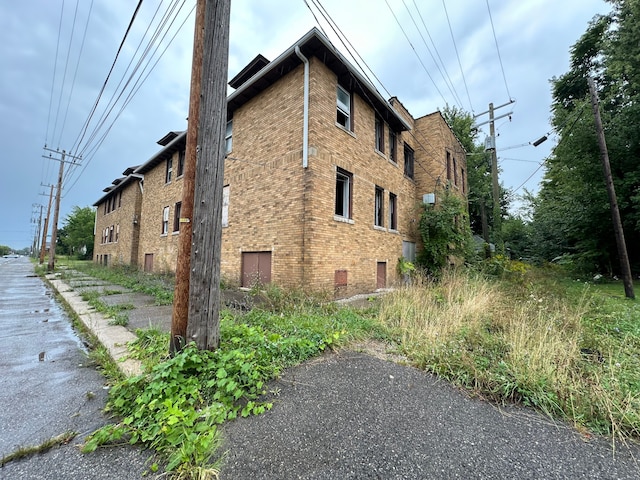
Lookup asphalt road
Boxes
[0,257,151,479]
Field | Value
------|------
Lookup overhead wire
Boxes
[441,0,474,113]
[70,0,144,156]
[64,2,195,197]
[51,0,80,149]
[402,0,464,109]
[304,0,450,184]
[486,0,512,101]
[56,0,95,149]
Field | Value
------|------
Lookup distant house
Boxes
[93,28,467,296]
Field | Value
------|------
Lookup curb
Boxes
[46,273,143,377]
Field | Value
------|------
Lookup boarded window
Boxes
[334,269,347,287]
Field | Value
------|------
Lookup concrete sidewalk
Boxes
[45,268,640,479]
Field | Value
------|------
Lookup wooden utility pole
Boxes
[170,0,206,355]
[488,103,502,252]
[474,101,513,254]
[48,154,65,272]
[40,185,54,264]
[182,0,231,351]
[588,77,635,299]
[42,147,81,272]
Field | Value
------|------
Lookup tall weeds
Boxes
[378,269,639,439]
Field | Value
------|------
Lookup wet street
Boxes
[0,257,150,479]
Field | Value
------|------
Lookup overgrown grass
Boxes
[1,431,77,467]
[71,262,175,305]
[83,288,381,479]
[378,267,640,440]
[79,289,134,326]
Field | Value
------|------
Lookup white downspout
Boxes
[295,46,309,168]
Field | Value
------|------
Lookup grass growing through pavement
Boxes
[68,261,174,305]
[1,431,77,467]
[378,266,640,440]
[79,289,135,326]
[83,284,382,479]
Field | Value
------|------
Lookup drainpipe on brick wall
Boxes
[130,173,144,193]
[295,46,309,169]
[294,46,310,286]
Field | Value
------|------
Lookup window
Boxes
[461,167,466,193]
[404,143,414,179]
[109,225,114,243]
[389,131,397,163]
[389,192,397,230]
[115,224,120,242]
[162,206,169,234]
[453,157,458,186]
[225,120,233,154]
[177,149,185,177]
[335,167,353,219]
[446,151,452,183]
[374,186,384,227]
[336,85,351,130]
[173,202,182,232]
[222,185,230,227]
[375,115,384,153]
[165,157,173,183]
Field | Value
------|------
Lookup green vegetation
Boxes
[83,287,380,478]
[70,262,174,305]
[1,431,77,467]
[379,264,640,440]
[79,289,134,327]
[57,206,96,259]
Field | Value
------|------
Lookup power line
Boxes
[441,0,474,112]
[485,0,512,101]
[410,0,464,109]
[383,0,449,107]
[56,0,95,149]
[45,0,65,147]
[70,0,144,155]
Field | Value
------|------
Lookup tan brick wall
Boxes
[98,53,468,297]
[93,179,142,266]
[137,152,185,273]
[221,64,306,287]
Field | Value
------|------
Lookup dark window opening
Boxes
[374,186,384,227]
[389,192,397,230]
[403,143,414,179]
[375,115,384,153]
[335,167,353,219]
[173,202,182,232]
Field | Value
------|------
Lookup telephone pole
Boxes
[588,77,635,299]
[42,148,81,272]
[173,0,231,352]
[474,100,513,253]
[171,0,206,355]
[32,204,43,257]
[39,185,54,264]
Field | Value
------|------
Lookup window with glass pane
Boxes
[403,143,414,179]
[336,86,351,130]
[374,186,384,226]
[375,115,384,152]
[225,120,233,153]
[335,167,353,218]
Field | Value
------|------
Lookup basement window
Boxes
[335,167,353,219]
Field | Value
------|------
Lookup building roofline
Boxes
[227,28,412,132]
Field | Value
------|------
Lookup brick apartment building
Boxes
[93,28,467,297]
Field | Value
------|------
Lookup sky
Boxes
[0,0,610,250]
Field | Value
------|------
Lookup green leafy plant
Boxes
[417,189,473,274]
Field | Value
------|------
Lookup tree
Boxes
[0,245,10,256]
[530,0,640,274]
[60,206,95,259]
[441,105,508,244]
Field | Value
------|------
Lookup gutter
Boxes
[294,46,309,168]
